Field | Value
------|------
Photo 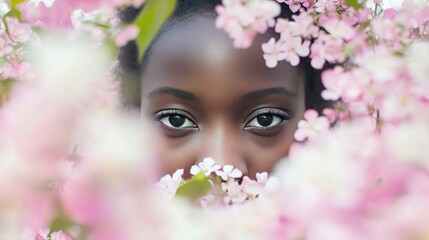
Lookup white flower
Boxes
[155,169,184,198]
[28,0,56,7]
[222,179,247,204]
[256,172,268,184]
[215,165,243,181]
[190,158,221,176]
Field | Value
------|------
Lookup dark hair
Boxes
[118,0,330,111]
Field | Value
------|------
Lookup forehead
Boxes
[141,16,305,99]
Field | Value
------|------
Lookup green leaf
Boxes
[344,0,363,10]
[175,173,212,202]
[49,216,76,234]
[10,0,26,8]
[134,0,177,61]
[0,78,15,95]
[4,8,22,21]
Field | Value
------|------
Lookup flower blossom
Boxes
[222,179,248,204]
[216,0,281,48]
[5,17,32,43]
[155,169,184,198]
[262,36,310,67]
[294,109,330,141]
[215,165,243,181]
[114,25,140,47]
[50,231,73,240]
[310,32,345,69]
[321,66,370,103]
[190,158,221,176]
[262,38,287,68]
[2,60,35,81]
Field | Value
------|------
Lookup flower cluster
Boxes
[1,0,429,240]
[218,0,429,139]
[156,158,278,206]
[0,15,34,86]
[215,0,281,48]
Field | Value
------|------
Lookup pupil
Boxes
[169,115,186,127]
[257,115,273,127]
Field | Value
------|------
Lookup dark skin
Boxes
[141,17,305,178]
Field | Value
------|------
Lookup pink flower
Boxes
[190,158,221,176]
[294,109,330,141]
[2,60,35,81]
[222,179,247,204]
[256,172,268,184]
[216,0,280,48]
[262,38,287,68]
[280,36,310,66]
[0,37,12,57]
[29,0,56,8]
[310,32,345,69]
[215,165,243,181]
[155,169,184,198]
[35,229,50,240]
[50,231,72,240]
[114,24,140,47]
[22,0,143,28]
[291,12,319,38]
[5,17,32,43]
[322,108,339,124]
[277,0,302,13]
[322,17,356,41]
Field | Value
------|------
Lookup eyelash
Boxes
[154,109,198,130]
[244,108,291,130]
[154,108,290,133]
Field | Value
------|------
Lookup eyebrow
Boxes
[148,87,197,100]
[243,87,298,100]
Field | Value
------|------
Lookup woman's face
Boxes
[141,17,305,178]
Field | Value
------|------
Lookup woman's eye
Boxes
[244,108,290,131]
[155,109,198,131]
[246,114,283,128]
[159,114,196,129]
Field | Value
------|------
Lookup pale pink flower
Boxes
[5,17,32,43]
[190,158,221,176]
[280,36,310,66]
[29,0,56,8]
[256,172,268,184]
[0,37,12,57]
[321,66,369,102]
[35,229,50,240]
[114,24,140,47]
[222,179,247,204]
[358,45,403,83]
[22,0,137,28]
[215,165,243,181]
[323,108,339,123]
[2,60,35,81]
[216,0,280,48]
[248,0,281,33]
[310,32,345,69]
[155,169,184,198]
[322,17,356,41]
[291,12,319,38]
[277,0,302,13]
[200,193,216,208]
[262,38,287,68]
[294,109,330,141]
[50,231,72,240]
[407,42,429,85]
[372,18,401,43]
[241,176,261,198]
